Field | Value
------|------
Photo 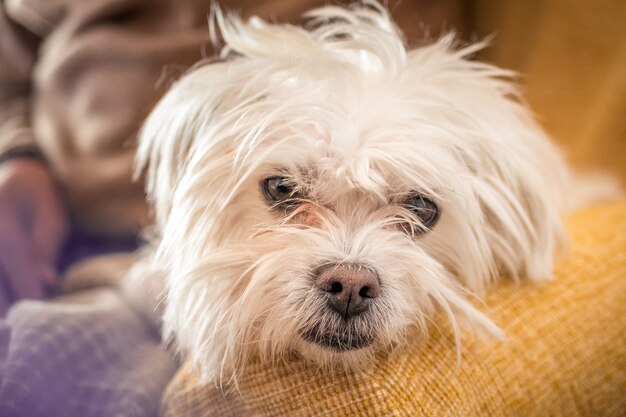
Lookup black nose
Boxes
[315,263,381,319]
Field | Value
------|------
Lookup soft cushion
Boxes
[162,200,626,416]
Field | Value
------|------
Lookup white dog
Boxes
[134,1,568,384]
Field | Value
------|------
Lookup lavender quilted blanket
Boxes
[0,289,177,417]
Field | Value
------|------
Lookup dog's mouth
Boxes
[300,326,374,351]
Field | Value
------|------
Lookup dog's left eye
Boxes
[404,195,440,231]
[263,176,297,204]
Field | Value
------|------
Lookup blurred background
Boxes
[471,0,626,183]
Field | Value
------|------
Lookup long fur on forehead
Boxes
[138,1,535,216]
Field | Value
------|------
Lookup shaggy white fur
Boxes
[135,1,567,384]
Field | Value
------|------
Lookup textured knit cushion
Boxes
[162,200,626,416]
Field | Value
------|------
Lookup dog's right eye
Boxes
[263,176,297,204]
[403,195,440,232]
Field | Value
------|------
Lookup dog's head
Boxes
[137,2,566,382]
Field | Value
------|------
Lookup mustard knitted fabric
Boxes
[162,200,626,416]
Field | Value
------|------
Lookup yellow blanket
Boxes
[163,200,626,416]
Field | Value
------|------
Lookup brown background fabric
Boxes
[1,0,214,234]
[470,0,626,182]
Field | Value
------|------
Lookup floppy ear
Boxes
[474,116,567,282]
[135,62,233,229]
[462,79,568,282]
[405,37,567,283]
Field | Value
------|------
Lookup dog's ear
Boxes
[461,76,567,283]
[473,125,567,282]
[405,37,567,283]
[135,63,233,229]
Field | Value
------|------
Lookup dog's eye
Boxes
[263,176,297,204]
[404,195,440,231]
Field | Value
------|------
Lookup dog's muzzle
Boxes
[301,263,381,351]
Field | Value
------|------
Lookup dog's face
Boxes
[138,4,566,382]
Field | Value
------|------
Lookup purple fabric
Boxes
[57,230,140,273]
[0,228,139,317]
[0,231,176,416]
[0,289,177,417]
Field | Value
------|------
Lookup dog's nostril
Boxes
[329,281,343,293]
[359,286,371,298]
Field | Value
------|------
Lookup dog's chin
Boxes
[300,327,375,352]
[295,332,378,371]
